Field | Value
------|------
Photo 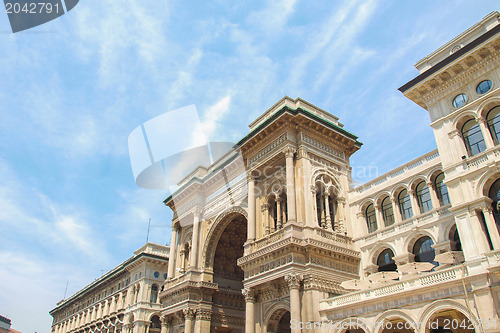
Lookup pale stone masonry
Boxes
[51,11,500,333]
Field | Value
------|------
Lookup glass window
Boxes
[416,181,433,213]
[434,173,450,206]
[452,93,467,108]
[476,80,492,94]
[381,196,394,227]
[487,106,500,145]
[451,228,462,251]
[462,119,486,156]
[488,178,500,230]
[377,249,397,272]
[163,273,168,280]
[365,204,377,233]
[413,236,436,264]
[150,284,159,303]
[154,271,160,278]
[398,189,413,220]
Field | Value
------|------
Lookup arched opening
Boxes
[416,181,433,214]
[398,189,413,220]
[487,105,500,145]
[413,236,436,265]
[377,249,397,272]
[381,196,394,227]
[425,309,475,333]
[268,191,287,230]
[488,178,500,230]
[149,315,162,333]
[267,308,291,333]
[379,318,416,333]
[449,225,462,252]
[211,212,247,332]
[462,119,486,156]
[435,173,450,206]
[366,204,377,233]
[315,175,339,230]
[150,284,159,303]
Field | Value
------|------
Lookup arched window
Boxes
[377,249,396,272]
[416,181,433,213]
[413,236,436,264]
[365,204,377,233]
[149,315,162,331]
[381,196,394,227]
[487,106,500,145]
[450,226,462,251]
[150,284,159,303]
[488,178,500,229]
[434,173,450,206]
[462,119,486,156]
[398,189,412,220]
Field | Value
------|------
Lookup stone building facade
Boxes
[51,11,500,333]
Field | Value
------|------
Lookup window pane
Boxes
[453,93,467,108]
[382,197,394,226]
[435,173,450,206]
[462,119,486,156]
[413,236,436,264]
[416,182,433,213]
[398,189,413,220]
[366,204,377,233]
[487,106,500,145]
[476,80,492,94]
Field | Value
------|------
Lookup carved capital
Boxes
[283,146,296,158]
[183,308,196,321]
[297,146,308,159]
[196,309,212,321]
[310,185,317,193]
[426,181,436,190]
[285,273,303,289]
[478,116,487,124]
[261,203,270,212]
[193,207,203,218]
[246,173,258,183]
[356,212,365,219]
[337,196,346,203]
[242,288,256,303]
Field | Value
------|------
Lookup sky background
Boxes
[0,1,498,331]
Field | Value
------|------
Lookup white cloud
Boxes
[201,95,232,141]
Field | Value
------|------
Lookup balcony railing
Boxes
[321,265,464,309]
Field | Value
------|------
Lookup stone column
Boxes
[243,288,255,333]
[310,186,319,227]
[190,208,202,269]
[247,174,256,241]
[391,198,402,223]
[356,212,368,236]
[285,274,303,333]
[448,130,469,160]
[167,224,179,279]
[375,205,384,230]
[478,117,495,149]
[324,193,332,230]
[427,181,440,209]
[109,296,116,314]
[262,204,270,235]
[160,316,169,333]
[319,194,325,228]
[195,309,212,332]
[284,147,297,223]
[482,206,500,249]
[183,308,195,333]
[336,197,345,231]
[276,198,283,229]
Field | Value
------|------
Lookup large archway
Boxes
[267,308,291,333]
[208,210,248,332]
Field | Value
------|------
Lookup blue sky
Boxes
[0,1,498,331]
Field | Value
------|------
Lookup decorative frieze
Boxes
[301,133,345,160]
[247,133,288,166]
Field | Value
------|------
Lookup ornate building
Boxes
[51,11,500,333]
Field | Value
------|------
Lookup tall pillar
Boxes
[310,186,318,228]
[243,288,255,333]
[391,198,402,223]
[319,194,325,228]
[167,224,179,279]
[284,147,297,223]
[482,206,500,249]
[427,182,440,209]
[160,316,169,333]
[276,198,283,229]
[478,117,495,149]
[448,130,469,161]
[285,274,303,333]
[195,309,212,332]
[190,208,202,269]
[247,174,256,241]
[324,193,332,230]
[469,210,491,254]
[262,204,270,235]
[183,308,195,333]
[336,197,345,231]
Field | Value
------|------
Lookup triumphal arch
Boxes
[160,96,362,332]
